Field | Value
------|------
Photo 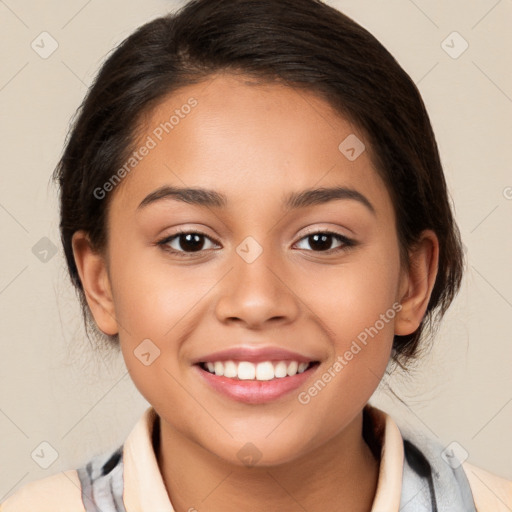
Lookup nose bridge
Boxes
[214,235,299,327]
[235,235,280,292]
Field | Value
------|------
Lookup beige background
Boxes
[1,0,511,500]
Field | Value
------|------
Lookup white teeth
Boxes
[214,361,224,376]
[223,360,238,378]
[202,360,313,380]
[256,362,274,381]
[286,361,298,376]
[238,361,256,380]
[298,362,308,373]
[274,361,288,378]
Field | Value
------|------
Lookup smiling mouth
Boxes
[197,360,320,381]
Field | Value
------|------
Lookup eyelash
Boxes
[156,228,357,258]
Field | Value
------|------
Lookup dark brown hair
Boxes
[53,0,464,366]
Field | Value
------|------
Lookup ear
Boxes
[71,230,118,336]
[395,229,439,336]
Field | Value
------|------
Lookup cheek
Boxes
[108,249,214,420]
[302,249,400,343]
[108,239,214,342]
[296,247,400,404]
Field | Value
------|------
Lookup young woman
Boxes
[2,0,511,510]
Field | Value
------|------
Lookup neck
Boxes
[156,409,380,512]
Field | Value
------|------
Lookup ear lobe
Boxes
[394,230,439,336]
[71,230,119,336]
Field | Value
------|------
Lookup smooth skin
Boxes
[72,73,439,512]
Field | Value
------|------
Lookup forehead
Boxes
[111,73,392,218]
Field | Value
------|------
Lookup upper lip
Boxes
[192,346,319,364]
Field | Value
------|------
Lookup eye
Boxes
[294,231,355,253]
[156,229,356,258]
[157,230,220,256]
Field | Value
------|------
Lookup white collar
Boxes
[122,403,404,511]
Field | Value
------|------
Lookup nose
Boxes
[214,242,300,329]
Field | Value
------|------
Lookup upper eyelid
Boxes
[161,230,221,247]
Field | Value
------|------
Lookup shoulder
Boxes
[462,461,512,511]
[0,470,85,512]
[388,411,511,511]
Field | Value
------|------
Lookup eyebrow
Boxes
[137,185,376,215]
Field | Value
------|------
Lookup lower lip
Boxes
[194,363,319,404]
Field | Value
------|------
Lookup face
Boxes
[79,73,415,466]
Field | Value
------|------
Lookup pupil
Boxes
[181,233,204,252]
[310,233,332,251]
